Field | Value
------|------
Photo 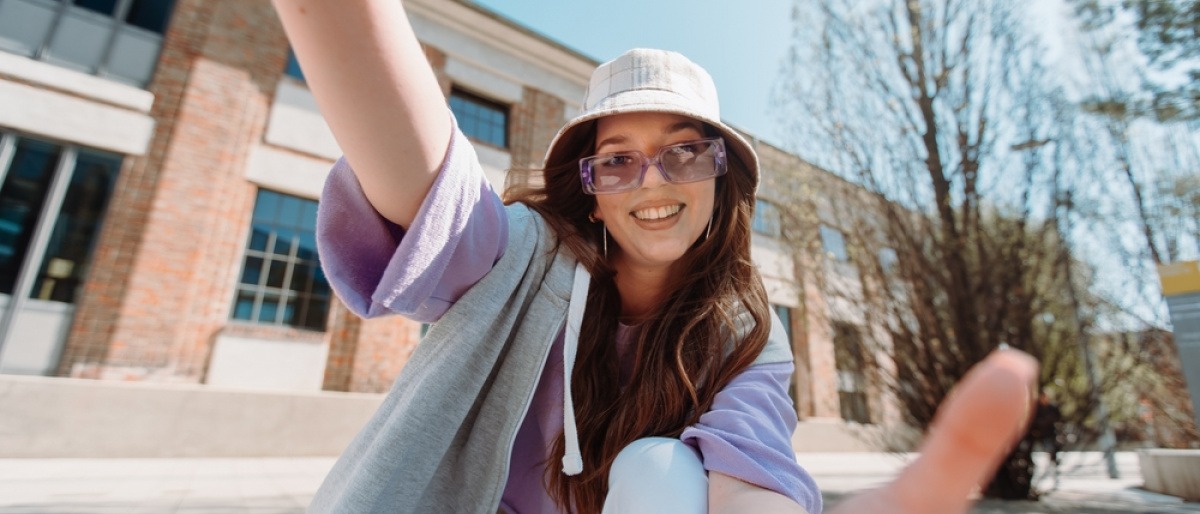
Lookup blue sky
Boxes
[470,1,1082,150]
[472,0,795,148]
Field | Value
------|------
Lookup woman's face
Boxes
[590,112,718,272]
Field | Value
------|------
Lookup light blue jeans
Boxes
[602,437,708,514]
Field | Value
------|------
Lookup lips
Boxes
[631,204,683,221]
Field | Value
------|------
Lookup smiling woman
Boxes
[589,113,720,279]
[271,1,1036,513]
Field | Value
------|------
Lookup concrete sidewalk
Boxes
[0,452,1195,513]
[809,452,1200,513]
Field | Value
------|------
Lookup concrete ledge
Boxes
[792,418,917,452]
[1138,449,1200,501]
[0,375,383,458]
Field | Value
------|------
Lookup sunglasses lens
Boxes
[585,152,643,193]
[660,139,723,183]
[579,138,726,194]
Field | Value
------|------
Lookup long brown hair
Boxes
[505,119,771,514]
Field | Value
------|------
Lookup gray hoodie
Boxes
[308,202,792,513]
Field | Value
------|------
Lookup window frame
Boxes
[0,0,176,86]
[448,86,510,149]
[0,130,122,307]
[283,47,304,82]
[752,198,784,239]
[819,224,850,262]
[231,189,330,332]
[832,322,872,424]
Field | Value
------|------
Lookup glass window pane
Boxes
[31,148,121,303]
[279,195,302,227]
[0,0,59,57]
[449,89,508,148]
[773,304,791,341]
[104,28,162,86]
[879,247,898,273]
[301,201,317,230]
[239,256,263,285]
[265,258,287,288]
[272,228,294,256]
[753,200,783,238]
[252,191,280,223]
[233,189,323,329]
[0,138,62,295]
[73,0,118,16]
[248,226,268,252]
[123,0,174,34]
[289,262,311,294]
[232,290,255,320]
[284,48,304,81]
[296,232,316,261]
[258,293,280,323]
[44,10,113,73]
[281,296,297,326]
[820,225,848,261]
[311,266,330,298]
[301,297,327,330]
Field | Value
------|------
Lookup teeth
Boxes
[633,205,682,221]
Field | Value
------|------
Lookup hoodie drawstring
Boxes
[561,262,589,476]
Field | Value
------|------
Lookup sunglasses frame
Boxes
[579,137,728,195]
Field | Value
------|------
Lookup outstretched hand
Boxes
[828,349,1038,514]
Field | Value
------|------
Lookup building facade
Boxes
[0,0,895,435]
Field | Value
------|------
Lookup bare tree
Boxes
[1069,0,1200,122]
[770,0,1182,499]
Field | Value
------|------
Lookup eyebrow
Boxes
[595,120,705,153]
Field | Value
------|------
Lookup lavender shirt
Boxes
[316,126,821,514]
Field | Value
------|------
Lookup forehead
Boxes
[594,112,705,147]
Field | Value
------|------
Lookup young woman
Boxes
[273,2,1037,513]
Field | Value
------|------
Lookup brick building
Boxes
[0,0,898,439]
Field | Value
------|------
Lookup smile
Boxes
[631,204,683,221]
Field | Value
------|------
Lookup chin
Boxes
[638,245,694,267]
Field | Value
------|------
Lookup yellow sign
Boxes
[1159,261,1200,296]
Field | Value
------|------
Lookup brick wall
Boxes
[321,300,361,392]
[755,142,851,420]
[59,0,290,381]
[507,86,566,190]
[54,2,582,395]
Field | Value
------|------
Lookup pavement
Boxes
[0,452,1195,513]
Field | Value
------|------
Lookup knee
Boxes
[604,437,708,514]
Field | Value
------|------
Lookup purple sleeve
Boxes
[681,361,823,514]
[315,122,507,323]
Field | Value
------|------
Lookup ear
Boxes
[591,204,604,222]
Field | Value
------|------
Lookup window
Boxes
[878,247,898,273]
[772,304,792,342]
[283,48,304,81]
[449,88,508,148]
[833,322,871,424]
[752,199,783,238]
[772,304,796,405]
[0,132,122,304]
[819,224,848,262]
[0,0,177,86]
[232,190,331,331]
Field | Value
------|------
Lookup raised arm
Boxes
[272,0,451,229]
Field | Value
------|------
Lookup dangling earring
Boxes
[602,224,608,259]
[589,213,607,259]
[705,215,713,240]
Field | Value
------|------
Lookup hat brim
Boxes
[543,90,759,191]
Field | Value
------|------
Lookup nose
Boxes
[641,160,670,189]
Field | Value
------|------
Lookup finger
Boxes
[884,349,1038,513]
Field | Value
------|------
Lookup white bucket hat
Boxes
[543,48,760,190]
